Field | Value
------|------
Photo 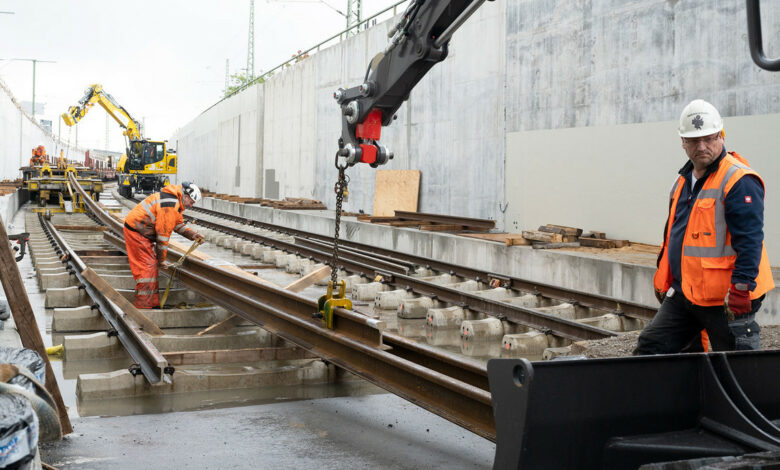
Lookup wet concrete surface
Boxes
[40,393,495,469]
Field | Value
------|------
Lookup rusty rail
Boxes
[78,178,497,440]
[186,212,619,341]
[184,204,655,322]
[40,213,169,384]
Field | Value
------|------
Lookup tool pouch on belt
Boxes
[728,313,761,351]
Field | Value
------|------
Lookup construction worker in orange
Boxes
[123,182,205,308]
[29,145,47,166]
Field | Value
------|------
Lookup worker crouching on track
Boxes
[123,182,205,308]
[30,145,47,166]
[634,100,774,354]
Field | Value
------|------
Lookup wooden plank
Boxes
[373,170,421,217]
[0,215,72,435]
[506,235,533,246]
[538,224,583,237]
[195,315,242,336]
[521,230,563,243]
[283,265,331,293]
[459,232,513,242]
[532,242,581,250]
[81,268,165,335]
[163,346,316,365]
[197,265,330,336]
[54,225,110,231]
[578,237,628,249]
[585,231,606,240]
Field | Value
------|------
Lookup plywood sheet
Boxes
[373,170,420,217]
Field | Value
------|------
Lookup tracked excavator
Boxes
[62,84,177,198]
[318,1,780,468]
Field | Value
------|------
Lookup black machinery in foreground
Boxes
[489,351,780,469]
[328,1,780,468]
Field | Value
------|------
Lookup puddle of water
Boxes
[77,380,384,417]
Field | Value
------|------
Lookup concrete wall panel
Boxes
[0,79,86,180]
[506,113,780,259]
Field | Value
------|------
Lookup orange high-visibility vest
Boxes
[654,152,774,306]
[124,185,197,262]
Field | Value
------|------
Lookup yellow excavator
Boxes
[62,84,177,198]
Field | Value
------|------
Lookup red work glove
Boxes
[725,283,751,317]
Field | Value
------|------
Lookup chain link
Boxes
[330,164,348,285]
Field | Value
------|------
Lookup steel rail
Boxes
[102,231,495,440]
[39,214,168,384]
[183,211,617,340]
[185,205,655,322]
[393,210,495,229]
[291,236,614,340]
[186,215,410,275]
[87,183,496,439]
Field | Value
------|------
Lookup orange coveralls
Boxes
[123,185,200,308]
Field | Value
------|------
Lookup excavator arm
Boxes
[61,84,143,141]
[334,0,492,167]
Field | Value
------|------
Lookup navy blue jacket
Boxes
[667,148,765,293]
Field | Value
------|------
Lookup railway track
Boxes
[36,176,655,441]
[176,202,655,348]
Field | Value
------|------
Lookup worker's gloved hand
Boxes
[725,283,751,317]
[654,289,666,305]
[194,233,205,244]
[158,260,170,270]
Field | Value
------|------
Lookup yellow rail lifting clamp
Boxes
[316,280,352,329]
[159,238,203,309]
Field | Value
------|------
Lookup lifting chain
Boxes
[329,163,348,285]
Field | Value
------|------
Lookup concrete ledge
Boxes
[77,359,329,399]
[63,328,274,360]
[202,198,780,324]
[46,286,203,308]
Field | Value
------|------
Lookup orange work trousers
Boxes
[124,226,159,309]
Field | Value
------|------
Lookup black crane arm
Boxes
[333,0,491,167]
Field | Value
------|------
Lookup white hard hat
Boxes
[678,99,723,138]
[182,181,201,203]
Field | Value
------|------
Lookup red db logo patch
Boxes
[745,196,752,203]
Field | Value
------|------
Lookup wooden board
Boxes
[538,224,583,237]
[81,268,165,336]
[458,233,532,246]
[579,237,630,249]
[0,216,72,434]
[197,265,330,336]
[372,170,420,217]
[522,230,563,243]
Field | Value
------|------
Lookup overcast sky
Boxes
[0,0,401,152]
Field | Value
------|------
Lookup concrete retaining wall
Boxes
[173,0,780,257]
[0,78,86,179]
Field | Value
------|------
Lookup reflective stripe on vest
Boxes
[682,165,740,259]
[141,199,160,223]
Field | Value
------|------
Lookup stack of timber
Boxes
[358,210,495,233]
[522,224,630,249]
[0,179,22,196]
[201,190,326,210]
